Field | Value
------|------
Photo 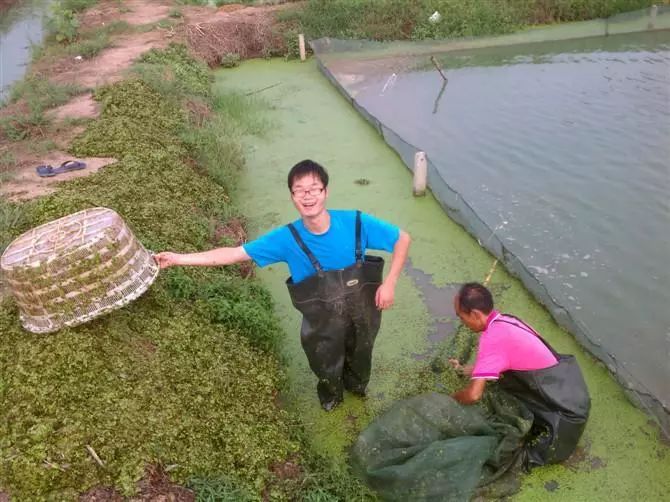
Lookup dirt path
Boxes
[0,0,17,11]
[0,0,293,201]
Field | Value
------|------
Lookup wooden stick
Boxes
[244,82,281,96]
[483,259,498,286]
[86,445,105,467]
[433,79,447,114]
[430,56,448,82]
[43,459,67,471]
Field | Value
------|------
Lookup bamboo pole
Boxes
[430,56,448,82]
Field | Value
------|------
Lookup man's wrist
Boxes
[384,274,399,286]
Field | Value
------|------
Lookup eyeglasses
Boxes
[291,187,325,198]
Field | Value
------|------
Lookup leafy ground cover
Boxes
[0,43,365,500]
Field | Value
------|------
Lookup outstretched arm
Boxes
[154,246,251,269]
[375,230,411,309]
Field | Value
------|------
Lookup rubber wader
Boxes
[286,211,385,410]
[494,315,591,467]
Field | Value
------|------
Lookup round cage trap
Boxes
[1,207,159,334]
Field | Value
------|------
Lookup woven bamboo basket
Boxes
[1,207,159,334]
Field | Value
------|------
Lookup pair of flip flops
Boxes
[36,160,87,178]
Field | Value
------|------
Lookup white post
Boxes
[649,5,658,30]
[413,151,427,196]
[299,34,306,61]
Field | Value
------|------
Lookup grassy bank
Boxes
[0,44,368,500]
[280,0,662,41]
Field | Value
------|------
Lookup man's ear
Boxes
[472,309,488,322]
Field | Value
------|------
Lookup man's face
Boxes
[290,173,328,218]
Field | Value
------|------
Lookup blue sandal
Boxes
[36,160,86,177]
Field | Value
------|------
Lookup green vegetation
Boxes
[7,75,83,110]
[0,199,25,252]
[0,43,362,499]
[27,138,59,155]
[0,75,85,140]
[281,0,661,40]
[65,21,131,59]
[188,476,255,501]
[46,0,99,43]
[220,52,242,68]
[34,20,133,61]
[0,150,17,182]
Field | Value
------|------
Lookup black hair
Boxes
[287,159,329,189]
[457,282,494,314]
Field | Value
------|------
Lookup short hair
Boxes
[457,282,494,314]
[287,159,329,190]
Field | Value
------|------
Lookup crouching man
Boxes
[450,282,590,467]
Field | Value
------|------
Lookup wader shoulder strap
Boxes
[355,210,363,263]
[287,211,363,273]
[287,223,323,273]
[492,314,560,359]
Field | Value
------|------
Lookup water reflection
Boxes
[350,30,670,409]
[0,0,51,102]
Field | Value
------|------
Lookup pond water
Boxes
[0,0,51,102]
[327,30,670,414]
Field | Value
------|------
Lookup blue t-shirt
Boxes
[243,210,400,283]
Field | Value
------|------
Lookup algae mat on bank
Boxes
[215,59,669,499]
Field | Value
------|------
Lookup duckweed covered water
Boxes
[217,58,670,500]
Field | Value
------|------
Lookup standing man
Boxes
[155,159,411,411]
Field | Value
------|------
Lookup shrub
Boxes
[219,52,241,68]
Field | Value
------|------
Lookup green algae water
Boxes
[316,29,670,431]
[216,59,669,500]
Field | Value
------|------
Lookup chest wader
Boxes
[494,315,591,467]
[286,211,385,410]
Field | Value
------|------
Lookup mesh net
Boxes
[351,389,533,501]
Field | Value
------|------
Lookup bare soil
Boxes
[78,465,194,501]
[0,0,16,11]
[80,0,173,27]
[2,151,117,201]
[48,30,172,90]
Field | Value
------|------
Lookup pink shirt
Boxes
[472,311,558,380]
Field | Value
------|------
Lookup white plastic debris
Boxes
[429,11,442,24]
[74,55,83,61]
